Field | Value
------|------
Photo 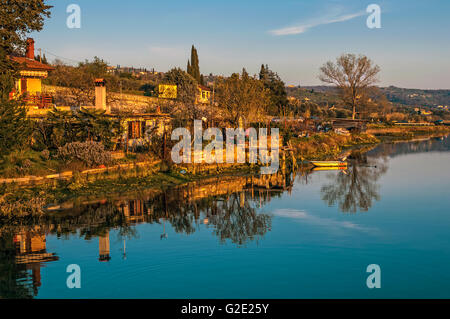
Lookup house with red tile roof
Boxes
[10,38,54,109]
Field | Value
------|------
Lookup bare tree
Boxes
[319,54,380,119]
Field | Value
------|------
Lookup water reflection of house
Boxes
[117,199,150,223]
[14,227,58,291]
[99,231,111,262]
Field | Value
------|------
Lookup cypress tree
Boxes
[259,64,266,80]
[187,60,191,75]
[187,45,201,83]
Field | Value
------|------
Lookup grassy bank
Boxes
[289,132,380,161]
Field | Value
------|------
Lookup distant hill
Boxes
[286,86,340,106]
[287,85,450,108]
[379,86,450,108]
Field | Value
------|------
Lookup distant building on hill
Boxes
[196,84,212,104]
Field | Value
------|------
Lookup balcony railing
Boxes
[23,94,53,109]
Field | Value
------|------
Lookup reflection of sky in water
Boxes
[3,136,450,299]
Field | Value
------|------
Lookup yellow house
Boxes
[158,84,177,99]
[196,84,212,104]
[10,38,54,108]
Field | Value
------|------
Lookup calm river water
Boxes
[1,135,450,298]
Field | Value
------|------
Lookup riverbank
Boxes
[1,125,449,220]
[0,163,257,220]
[367,124,450,142]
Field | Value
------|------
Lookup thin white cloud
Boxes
[272,208,377,234]
[270,11,365,36]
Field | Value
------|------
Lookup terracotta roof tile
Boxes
[10,56,55,71]
[198,84,212,91]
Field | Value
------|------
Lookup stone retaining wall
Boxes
[0,160,161,186]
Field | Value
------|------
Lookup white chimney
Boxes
[94,78,108,112]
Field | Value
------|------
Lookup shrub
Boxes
[41,149,50,161]
[57,141,112,168]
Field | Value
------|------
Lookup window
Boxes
[128,121,146,139]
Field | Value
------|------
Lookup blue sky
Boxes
[31,0,450,89]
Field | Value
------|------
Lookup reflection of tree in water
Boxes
[44,203,133,240]
[139,187,273,246]
[320,151,388,213]
[208,192,271,245]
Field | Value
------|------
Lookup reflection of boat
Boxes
[312,166,347,171]
[310,161,348,167]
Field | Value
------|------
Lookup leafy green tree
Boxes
[0,0,52,55]
[259,64,288,116]
[45,57,112,107]
[215,69,269,125]
[163,67,201,123]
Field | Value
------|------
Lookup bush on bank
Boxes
[289,132,379,160]
[57,141,112,168]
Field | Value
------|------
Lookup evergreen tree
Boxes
[259,64,267,80]
[0,0,52,158]
[259,64,288,116]
[187,60,191,76]
[0,69,31,156]
[187,45,201,83]
[242,67,249,79]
